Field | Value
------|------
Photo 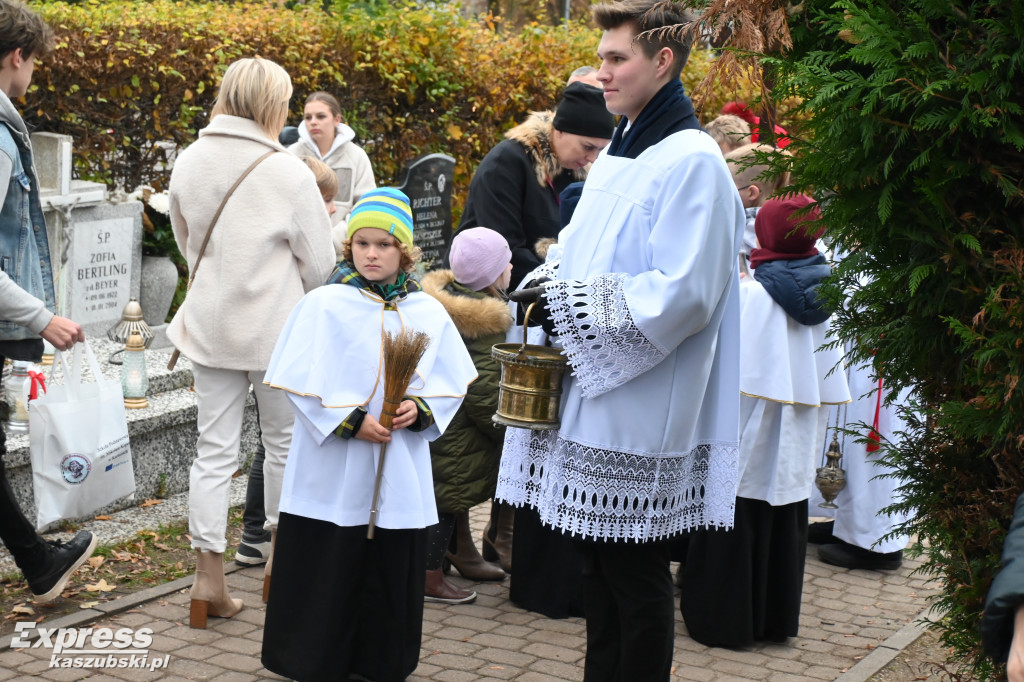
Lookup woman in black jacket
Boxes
[459,81,615,289]
[457,81,614,574]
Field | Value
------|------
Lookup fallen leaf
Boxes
[83,579,117,593]
[87,556,105,569]
[155,543,173,552]
[80,601,99,609]
[12,604,34,615]
[94,514,114,520]
[139,499,163,508]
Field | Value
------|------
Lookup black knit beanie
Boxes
[552,82,615,139]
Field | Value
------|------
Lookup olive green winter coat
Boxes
[422,270,512,513]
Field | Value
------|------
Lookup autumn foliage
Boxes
[27,0,749,214]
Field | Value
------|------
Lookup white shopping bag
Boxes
[29,341,135,531]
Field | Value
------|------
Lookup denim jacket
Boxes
[0,91,54,341]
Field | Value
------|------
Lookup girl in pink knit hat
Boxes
[420,227,514,604]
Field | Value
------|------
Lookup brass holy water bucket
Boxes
[491,302,568,430]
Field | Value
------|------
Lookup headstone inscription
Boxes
[69,216,135,326]
[395,153,455,270]
[32,132,143,337]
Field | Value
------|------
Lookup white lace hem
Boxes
[496,431,739,542]
[544,274,667,398]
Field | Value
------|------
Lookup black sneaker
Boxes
[27,530,98,603]
[819,540,903,571]
[807,520,839,545]
[235,538,272,566]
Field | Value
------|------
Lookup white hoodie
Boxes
[289,122,376,258]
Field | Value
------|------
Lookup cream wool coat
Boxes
[167,115,335,371]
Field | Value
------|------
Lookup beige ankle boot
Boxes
[446,511,505,581]
[482,503,514,573]
[262,529,277,603]
[189,550,243,629]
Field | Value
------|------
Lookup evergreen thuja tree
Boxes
[766,0,1024,676]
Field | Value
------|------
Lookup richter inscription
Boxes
[396,153,455,270]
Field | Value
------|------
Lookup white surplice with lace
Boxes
[496,130,745,542]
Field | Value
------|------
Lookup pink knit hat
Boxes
[449,227,512,291]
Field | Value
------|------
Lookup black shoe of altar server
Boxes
[806,520,839,545]
[818,540,903,571]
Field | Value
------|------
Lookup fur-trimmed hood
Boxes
[421,270,512,340]
[505,111,588,188]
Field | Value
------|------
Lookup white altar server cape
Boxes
[497,130,745,542]
[736,279,851,506]
[809,342,913,553]
[265,284,476,530]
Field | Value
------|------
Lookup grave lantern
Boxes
[121,330,149,409]
[107,298,154,364]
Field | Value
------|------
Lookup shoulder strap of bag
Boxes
[167,149,278,370]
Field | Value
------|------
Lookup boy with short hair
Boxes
[726,142,791,273]
[0,0,95,602]
[706,113,752,154]
[300,155,339,218]
[502,0,745,678]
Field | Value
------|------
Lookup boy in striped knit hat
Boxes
[260,188,477,682]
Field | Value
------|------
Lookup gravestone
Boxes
[395,153,455,270]
[33,132,143,337]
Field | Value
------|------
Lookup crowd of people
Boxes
[4,0,1019,680]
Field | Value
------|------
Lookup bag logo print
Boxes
[60,454,91,484]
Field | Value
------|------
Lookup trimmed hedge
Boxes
[27,0,749,214]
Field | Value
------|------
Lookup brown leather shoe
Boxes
[446,511,506,581]
[425,568,476,604]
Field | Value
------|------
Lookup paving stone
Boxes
[434,670,481,682]
[471,646,537,667]
[526,657,585,680]
[205,651,265,673]
[670,662,717,681]
[521,641,584,663]
[710,657,773,679]
[0,501,943,682]
[209,672,259,682]
[170,643,220,661]
[419,652,486,672]
[161,658,227,680]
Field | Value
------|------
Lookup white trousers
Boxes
[189,362,293,553]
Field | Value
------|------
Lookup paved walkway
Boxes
[0,504,937,681]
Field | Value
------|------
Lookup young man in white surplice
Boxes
[498,0,745,678]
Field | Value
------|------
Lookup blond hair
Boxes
[725,143,790,199]
[705,115,751,152]
[300,156,338,199]
[211,58,293,140]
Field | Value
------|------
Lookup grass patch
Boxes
[0,505,244,636]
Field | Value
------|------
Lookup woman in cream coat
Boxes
[167,57,335,629]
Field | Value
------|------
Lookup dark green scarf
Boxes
[325,263,421,303]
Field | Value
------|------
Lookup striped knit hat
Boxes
[346,187,415,248]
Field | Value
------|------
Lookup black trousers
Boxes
[0,356,48,576]
[579,539,675,682]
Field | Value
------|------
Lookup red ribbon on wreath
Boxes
[866,375,883,452]
[27,371,46,401]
